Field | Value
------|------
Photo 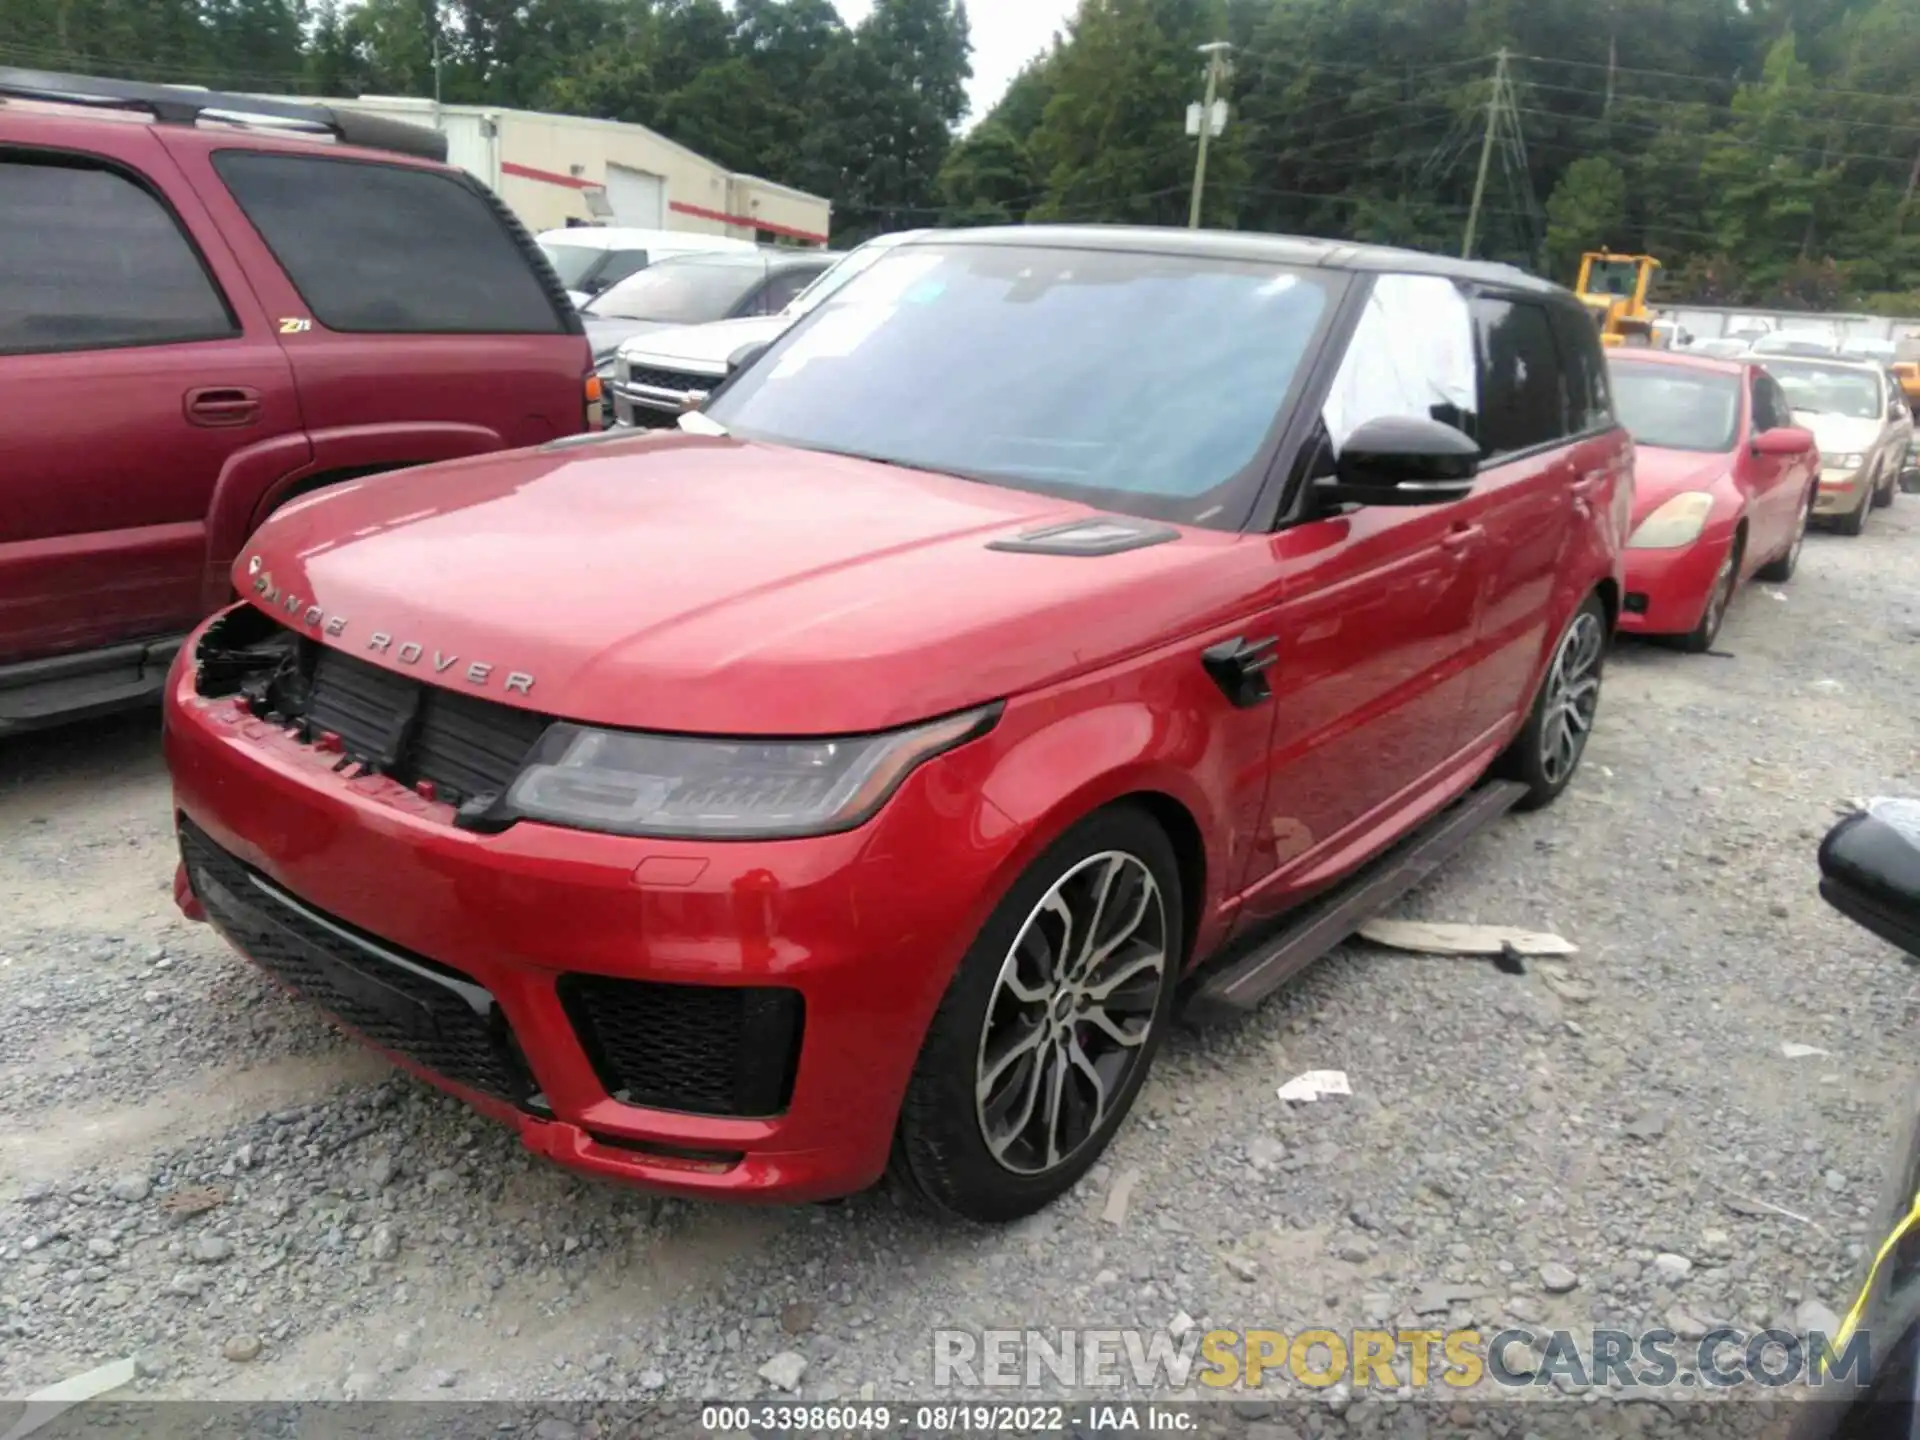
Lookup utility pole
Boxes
[1463,48,1508,260]
[1188,41,1232,230]
[432,30,443,106]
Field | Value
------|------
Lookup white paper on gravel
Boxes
[1277,1070,1351,1103]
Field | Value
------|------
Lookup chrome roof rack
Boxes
[0,67,449,163]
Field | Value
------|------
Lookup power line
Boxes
[1514,73,1920,143]
[1510,104,1917,171]
[0,37,320,90]
[1512,52,1920,112]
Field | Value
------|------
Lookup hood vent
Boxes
[987,517,1181,557]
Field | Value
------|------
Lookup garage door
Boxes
[605,165,665,228]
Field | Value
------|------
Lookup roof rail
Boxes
[0,67,449,163]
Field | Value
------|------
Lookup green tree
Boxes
[1028,0,1246,228]
[1545,156,1628,282]
[935,121,1039,223]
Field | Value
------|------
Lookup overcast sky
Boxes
[830,0,1076,126]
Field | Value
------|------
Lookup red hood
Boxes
[240,431,1246,734]
[1628,446,1732,525]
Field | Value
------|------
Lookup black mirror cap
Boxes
[727,341,772,376]
[1319,415,1481,507]
[1818,808,1920,962]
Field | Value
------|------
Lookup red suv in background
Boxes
[166,229,1630,1222]
[0,70,593,735]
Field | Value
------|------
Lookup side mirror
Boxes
[1752,425,1814,457]
[727,341,771,376]
[1314,416,1480,508]
[1819,802,1920,961]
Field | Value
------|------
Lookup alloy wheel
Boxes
[974,852,1168,1176]
[1539,610,1605,786]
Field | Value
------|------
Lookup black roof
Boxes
[915,224,1568,300]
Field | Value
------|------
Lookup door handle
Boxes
[1572,469,1609,494]
[1440,523,1483,552]
[185,386,262,427]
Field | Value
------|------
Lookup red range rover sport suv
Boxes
[165,228,1632,1222]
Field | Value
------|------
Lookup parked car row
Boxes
[1,70,1896,1226]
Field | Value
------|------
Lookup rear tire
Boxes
[1493,593,1608,812]
[890,806,1181,1223]
[1874,468,1897,508]
[1756,491,1811,584]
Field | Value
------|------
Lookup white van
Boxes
[535,226,758,308]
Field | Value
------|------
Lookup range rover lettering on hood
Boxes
[245,555,535,696]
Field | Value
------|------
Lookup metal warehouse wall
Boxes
[269,93,833,246]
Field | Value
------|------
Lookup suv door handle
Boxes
[1440,523,1483,551]
[185,386,262,427]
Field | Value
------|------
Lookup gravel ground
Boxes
[2,508,1917,1431]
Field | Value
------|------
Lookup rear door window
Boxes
[212,151,564,334]
[1472,297,1571,456]
[0,155,236,355]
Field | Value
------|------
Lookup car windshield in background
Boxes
[1609,364,1740,452]
[540,243,602,289]
[701,244,1337,528]
[1766,362,1882,420]
[585,255,766,322]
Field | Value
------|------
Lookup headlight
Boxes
[1824,452,1866,470]
[1627,491,1715,549]
[487,705,1001,839]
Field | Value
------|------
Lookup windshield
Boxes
[1584,260,1641,297]
[585,255,767,322]
[1766,362,1883,420]
[540,243,603,290]
[701,243,1338,528]
[783,241,901,318]
[1609,364,1740,452]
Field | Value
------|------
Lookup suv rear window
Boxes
[212,151,564,335]
[0,156,236,355]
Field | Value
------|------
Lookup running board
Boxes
[1183,779,1530,1021]
[0,635,183,736]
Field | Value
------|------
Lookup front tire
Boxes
[1493,593,1608,811]
[1874,466,1897,509]
[890,806,1182,1223]
[1678,536,1740,654]
[1836,479,1871,536]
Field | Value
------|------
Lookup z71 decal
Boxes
[277,317,312,334]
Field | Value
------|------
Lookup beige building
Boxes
[274,94,833,246]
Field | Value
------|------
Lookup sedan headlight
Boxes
[1824,452,1866,470]
[490,705,1001,839]
[1627,491,1715,549]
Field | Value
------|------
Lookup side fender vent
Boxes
[987,517,1182,556]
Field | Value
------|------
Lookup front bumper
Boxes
[162,635,992,1204]
[1618,535,1729,636]
[1814,465,1870,516]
